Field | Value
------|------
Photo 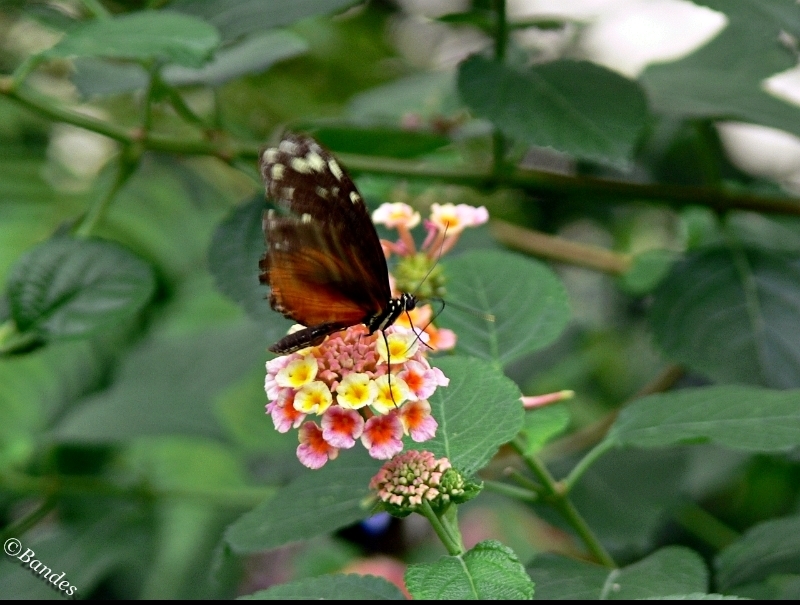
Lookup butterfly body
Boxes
[259,135,416,354]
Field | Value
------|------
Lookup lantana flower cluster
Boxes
[265,202,489,470]
[266,324,448,469]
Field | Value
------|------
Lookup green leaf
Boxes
[439,250,570,368]
[52,321,268,442]
[418,357,523,475]
[650,247,800,387]
[347,71,459,122]
[641,0,800,139]
[42,11,219,68]
[309,125,450,159]
[73,30,307,96]
[608,385,800,452]
[6,237,156,341]
[208,196,279,322]
[162,30,308,87]
[519,403,570,455]
[0,507,149,599]
[171,0,358,43]
[528,546,707,599]
[618,249,677,295]
[458,56,648,165]
[225,450,382,553]
[716,515,800,590]
[240,574,406,600]
[405,540,534,599]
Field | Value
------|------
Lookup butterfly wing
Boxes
[259,134,392,330]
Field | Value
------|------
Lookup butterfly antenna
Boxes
[432,297,495,323]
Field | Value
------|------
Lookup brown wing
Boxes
[260,135,391,326]
[258,134,391,313]
[260,211,380,327]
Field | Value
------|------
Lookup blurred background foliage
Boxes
[1,0,800,599]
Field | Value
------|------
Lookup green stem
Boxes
[483,479,539,502]
[505,468,545,495]
[419,500,464,556]
[512,437,616,567]
[0,498,57,545]
[563,439,615,492]
[75,150,141,238]
[3,83,800,217]
[674,502,740,550]
[492,0,507,175]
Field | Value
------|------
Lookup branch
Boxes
[3,78,800,217]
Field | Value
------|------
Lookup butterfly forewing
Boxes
[259,135,392,339]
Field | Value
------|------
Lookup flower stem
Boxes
[483,479,539,502]
[563,439,616,492]
[419,500,464,556]
[0,497,56,545]
[75,148,141,238]
[512,437,616,567]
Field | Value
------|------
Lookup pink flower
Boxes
[265,354,297,400]
[372,203,421,229]
[397,360,444,400]
[429,203,488,235]
[369,450,452,509]
[297,422,338,469]
[398,399,438,442]
[322,406,365,449]
[362,413,404,459]
[268,389,306,432]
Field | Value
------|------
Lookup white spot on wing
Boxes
[291,157,312,174]
[350,192,361,204]
[329,160,344,181]
[282,187,295,200]
[279,140,298,154]
[301,213,312,223]
[262,148,278,163]
[270,164,284,181]
[315,186,329,198]
[306,152,326,172]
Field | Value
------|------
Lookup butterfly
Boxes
[259,134,417,355]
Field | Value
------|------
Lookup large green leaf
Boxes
[527,546,707,599]
[716,515,800,590]
[51,320,269,442]
[170,0,358,43]
[42,11,219,67]
[225,450,382,553]
[439,250,570,368]
[5,237,156,341]
[641,0,800,139]
[240,574,406,600]
[73,30,307,97]
[650,247,800,387]
[458,56,648,165]
[418,356,523,474]
[405,540,534,600]
[0,506,150,599]
[519,403,570,455]
[607,386,800,452]
[208,196,276,322]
